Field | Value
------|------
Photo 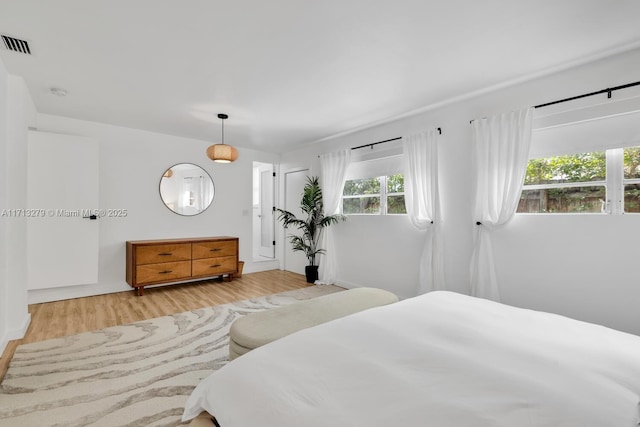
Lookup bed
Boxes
[182,291,640,426]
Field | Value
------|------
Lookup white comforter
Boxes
[183,291,640,426]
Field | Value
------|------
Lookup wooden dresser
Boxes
[126,236,239,295]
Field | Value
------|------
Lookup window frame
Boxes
[518,147,640,215]
[342,174,406,215]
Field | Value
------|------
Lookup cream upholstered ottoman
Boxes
[228,287,398,360]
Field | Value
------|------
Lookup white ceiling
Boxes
[1,0,640,153]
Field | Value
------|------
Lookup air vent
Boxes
[1,35,31,54]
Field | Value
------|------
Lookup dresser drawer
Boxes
[192,256,237,277]
[192,240,237,259]
[135,261,192,284]
[136,244,191,265]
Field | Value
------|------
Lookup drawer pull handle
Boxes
[209,248,222,252]
[158,252,173,256]
[210,264,222,268]
[159,270,173,274]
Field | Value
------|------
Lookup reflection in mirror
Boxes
[159,163,214,216]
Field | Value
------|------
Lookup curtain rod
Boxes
[534,80,640,108]
[470,80,640,124]
[351,127,442,151]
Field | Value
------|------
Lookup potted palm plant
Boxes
[276,176,346,283]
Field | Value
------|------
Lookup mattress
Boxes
[183,291,640,426]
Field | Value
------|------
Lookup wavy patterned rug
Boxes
[0,285,343,427]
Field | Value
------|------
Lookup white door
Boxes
[27,131,99,290]
[283,169,309,275]
[258,165,275,258]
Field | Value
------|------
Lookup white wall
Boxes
[4,45,640,341]
[281,47,640,335]
[28,114,280,303]
[0,57,8,355]
[0,57,35,355]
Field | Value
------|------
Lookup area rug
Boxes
[0,285,343,427]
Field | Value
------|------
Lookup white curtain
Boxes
[318,149,351,284]
[470,107,534,301]
[403,129,445,294]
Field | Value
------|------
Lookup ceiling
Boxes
[1,1,640,153]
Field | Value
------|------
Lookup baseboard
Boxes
[0,312,31,359]
[7,312,31,341]
[28,283,129,304]
[245,260,280,273]
[0,336,7,360]
[28,265,286,304]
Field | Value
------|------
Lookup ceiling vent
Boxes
[1,35,31,54]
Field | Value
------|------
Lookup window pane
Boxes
[343,178,380,196]
[624,183,640,212]
[387,195,406,214]
[524,152,606,185]
[343,196,380,214]
[623,146,640,179]
[386,173,404,193]
[518,186,605,213]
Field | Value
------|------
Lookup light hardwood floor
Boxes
[0,269,311,383]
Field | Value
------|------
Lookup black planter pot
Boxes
[305,265,319,283]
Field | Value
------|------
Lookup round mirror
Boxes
[159,163,215,216]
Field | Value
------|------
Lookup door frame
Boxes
[280,167,310,274]
[253,162,276,259]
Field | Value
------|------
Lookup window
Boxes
[343,173,406,215]
[343,177,380,214]
[623,147,640,212]
[518,95,640,214]
[342,151,405,215]
[518,151,606,213]
[386,173,406,214]
[518,146,640,214]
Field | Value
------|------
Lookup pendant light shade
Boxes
[206,144,238,163]
[206,113,238,163]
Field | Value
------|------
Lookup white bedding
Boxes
[183,291,640,426]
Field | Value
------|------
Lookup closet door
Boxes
[27,131,99,290]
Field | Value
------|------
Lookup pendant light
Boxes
[206,113,238,163]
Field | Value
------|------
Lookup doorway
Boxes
[252,162,275,260]
[282,168,309,275]
[27,130,99,290]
